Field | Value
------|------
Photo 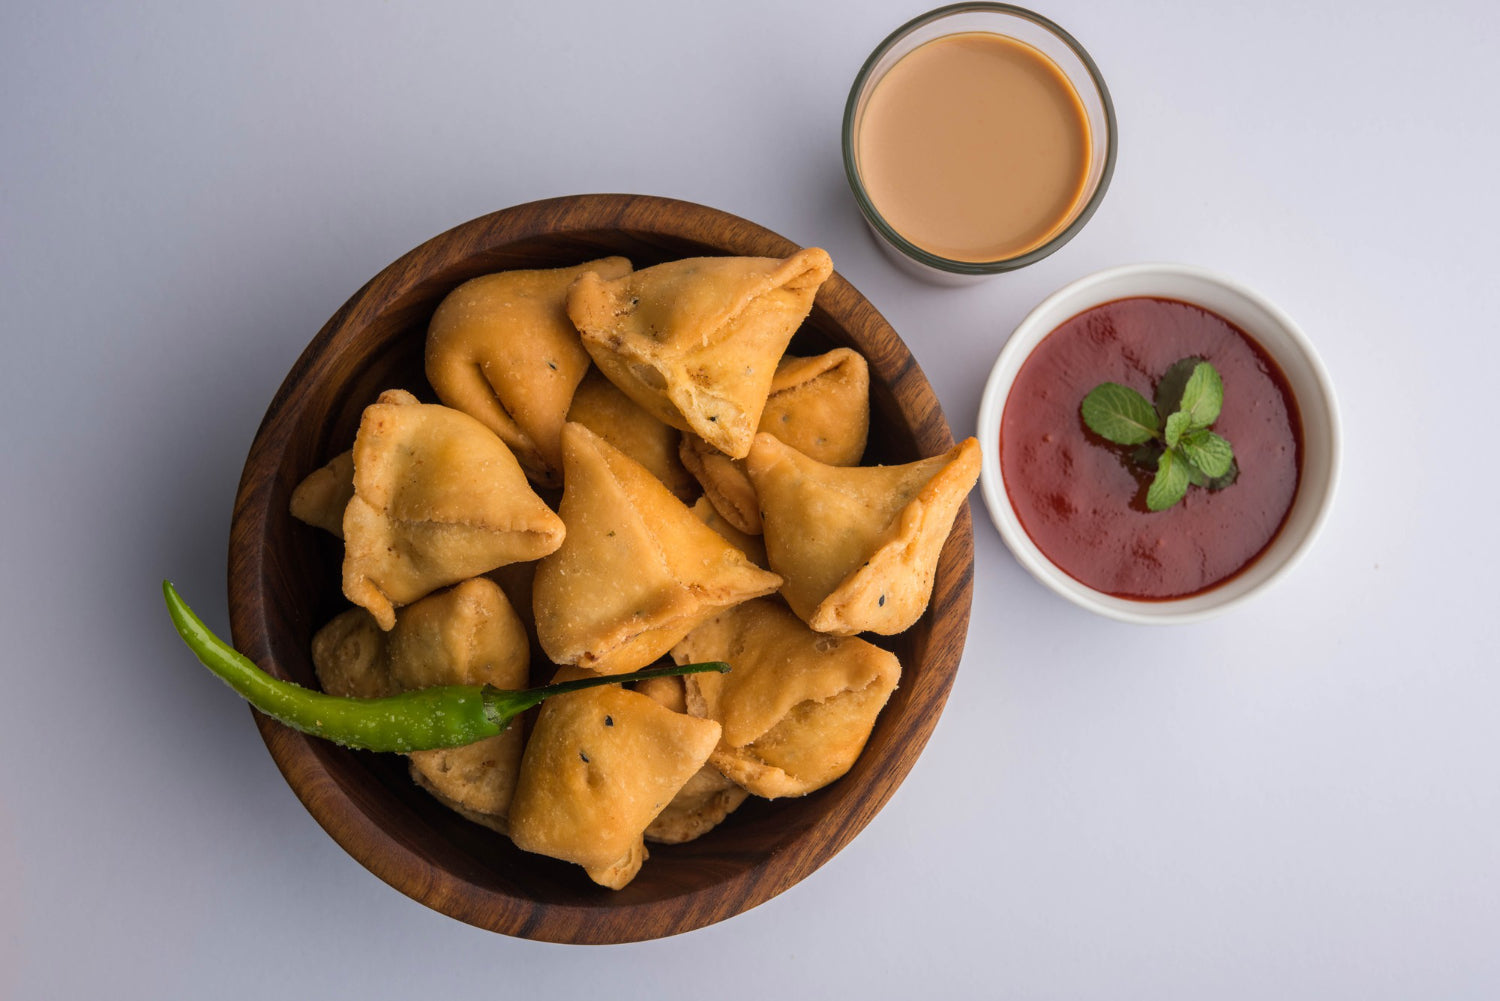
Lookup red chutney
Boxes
[1000,297,1302,599]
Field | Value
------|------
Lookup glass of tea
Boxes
[843,3,1117,283]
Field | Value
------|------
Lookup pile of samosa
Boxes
[289,248,980,889]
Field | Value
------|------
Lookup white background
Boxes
[3,1,1497,997]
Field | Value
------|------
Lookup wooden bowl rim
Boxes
[227,193,974,942]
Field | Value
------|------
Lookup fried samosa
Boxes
[679,347,870,534]
[672,599,900,798]
[566,249,834,459]
[485,559,541,665]
[746,434,981,635]
[289,450,355,538]
[634,674,749,844]
[311,578,531,832]
[342,389,565,630]
[532,422,781,675]
[690,496,767,568]
[507,684,721,889]
[425,257,632,486]
[565,368,696,502]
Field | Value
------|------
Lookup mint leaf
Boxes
[1164,411,1192,448]
[1179,362,1224,428]
[1146,447,1190,511]
[1154,357,1203,422]
[1179,429,1234,478]
[1081,383,1159,445]
[1081,357,1238,510]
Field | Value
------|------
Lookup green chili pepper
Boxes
[163,580,728,753]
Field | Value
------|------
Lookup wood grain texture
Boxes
[227,194,975,943]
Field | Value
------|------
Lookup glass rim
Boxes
[841,2,1118,276]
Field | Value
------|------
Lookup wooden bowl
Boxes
[228,193,974,943]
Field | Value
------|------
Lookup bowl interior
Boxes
[228,194,973,941]
[977,263,1339,623]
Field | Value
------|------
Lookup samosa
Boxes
[565,367,696,502]
[311,578,531,833]
[746,433,980,635]
[672,598,900,798]
[289,449,355,538]
[566,249,833,459]
[342,389,565,630]
[507,683,721,889]
[532,422,780,674]
[634,674,749,844]
[679,347,869,534]
[425,257,632,485]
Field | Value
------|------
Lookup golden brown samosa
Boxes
[308,606,391,700]
[672,599,900,799]
[746,433,981,635]
[342,389,565,630]
[679,348,870,534]
[566,249,834,459]
[425,257,632,486]
[507,684,721,889]
[532,422,781,675]
[565,368,696,502]
[310,578,531,832]
[485,560,541,669]
[634,674,749,844]
[690,496,767,568]
[289,450,355,538]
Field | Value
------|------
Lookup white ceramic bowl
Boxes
[977,263,1341,623]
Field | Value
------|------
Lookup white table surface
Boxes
[5,1,1497,997]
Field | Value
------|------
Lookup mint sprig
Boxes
[1080,358,1238,511]
[1178,362,1224,427]
[1078,383,1159,445]
[1145,445,1190,511]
